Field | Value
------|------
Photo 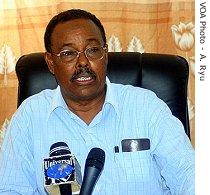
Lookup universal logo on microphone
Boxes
[43,153,82,191]
[44,142,82,194]
[44,155,74,171]
[44,154,76,185]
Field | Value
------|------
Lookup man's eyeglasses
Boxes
[51,45,107,63]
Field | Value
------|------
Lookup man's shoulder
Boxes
[8,88,56,125]
[110,82,157,99]
[18,88,56,110]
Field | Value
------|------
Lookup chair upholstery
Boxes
[16,52,190,138]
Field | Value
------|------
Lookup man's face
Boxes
[45,19,108,102]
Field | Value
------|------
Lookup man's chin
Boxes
[73,88,106,102]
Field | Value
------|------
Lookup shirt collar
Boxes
[47,85,69,120]
[47,77,120,119]
[104,77,120,117]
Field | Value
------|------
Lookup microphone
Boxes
[80,148,105,195]
[44,142,82,195]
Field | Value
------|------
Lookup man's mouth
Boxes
[71,67,96,84]
[76,76,92,82]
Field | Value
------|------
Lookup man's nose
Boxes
[75,51,89,68]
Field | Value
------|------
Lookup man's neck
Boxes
[65,89,106,125]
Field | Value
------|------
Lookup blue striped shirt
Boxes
[0,78,194,195]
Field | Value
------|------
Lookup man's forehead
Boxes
[54,19,100,34]
[51,19,103,47]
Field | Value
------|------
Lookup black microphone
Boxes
[44,142,82,195]
[80,148,105,195]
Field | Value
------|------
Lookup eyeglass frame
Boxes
[50,44,108,64]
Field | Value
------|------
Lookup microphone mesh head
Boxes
[85,148,105,171]
[49,142,71,157]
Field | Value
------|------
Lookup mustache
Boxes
[71,66,96,81]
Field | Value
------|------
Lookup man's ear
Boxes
[44,52,55,75]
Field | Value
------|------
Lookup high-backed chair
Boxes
[16,52,190,138]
